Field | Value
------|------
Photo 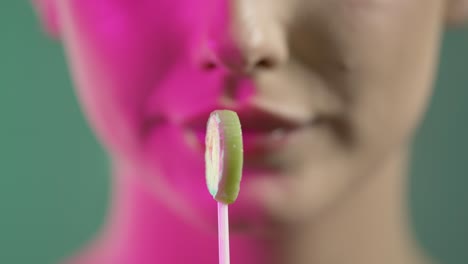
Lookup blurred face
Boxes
[52,0,446,230]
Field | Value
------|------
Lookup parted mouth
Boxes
[182,104,318,158]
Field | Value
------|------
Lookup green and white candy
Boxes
[205,110,243,204]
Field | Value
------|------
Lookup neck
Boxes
[70,160,272,264]
[278,148,430,264]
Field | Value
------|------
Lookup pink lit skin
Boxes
[35,0,272,263]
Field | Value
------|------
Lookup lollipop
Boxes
[205,110,243,264]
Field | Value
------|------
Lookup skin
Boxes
[33,0,468,263]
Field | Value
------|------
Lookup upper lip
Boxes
[183,105,306,134]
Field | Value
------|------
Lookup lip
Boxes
[183,105,312,158]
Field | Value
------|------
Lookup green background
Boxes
[0,2,467,264]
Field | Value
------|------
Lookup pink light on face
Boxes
[52,0,266,230]
[33,1,278,261]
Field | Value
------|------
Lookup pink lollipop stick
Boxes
[218,202,230,264]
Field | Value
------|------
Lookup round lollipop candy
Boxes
[205,110,243,264]
[206,110,243,204]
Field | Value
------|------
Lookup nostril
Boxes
[201,60,217,71]
[255,57,275,69]
[199,45,279,73]
[202,57,275,73]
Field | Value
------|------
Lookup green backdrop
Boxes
[0,2,467,264]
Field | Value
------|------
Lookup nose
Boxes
[202,0,288,74]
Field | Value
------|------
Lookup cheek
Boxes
[332,19,440,155]
[60,1,201,156]
[347,73,434,161]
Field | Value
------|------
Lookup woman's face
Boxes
[48,0,446,230]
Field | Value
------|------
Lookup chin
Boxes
[236,155,356,224]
